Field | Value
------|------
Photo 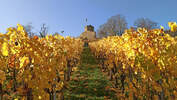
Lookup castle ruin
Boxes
[80,25,96,41]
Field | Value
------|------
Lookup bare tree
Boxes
[97,24,108,38]
[97,14,127,38]
[39,24,48,38]
[134,18,158,30]
[23,23,35,37]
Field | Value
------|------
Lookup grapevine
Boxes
[89,23,177,99]
[0,24,84,100]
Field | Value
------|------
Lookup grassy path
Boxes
[64,47,116,100]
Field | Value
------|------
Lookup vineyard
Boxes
[0,24,84,100]
[0,22,177,100]
[89,22,177,100]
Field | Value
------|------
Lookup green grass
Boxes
[64,47,117,100]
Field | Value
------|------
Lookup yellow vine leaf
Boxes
[168,22,177,32]
[38,96,42,99]
[160,25,164,30]
[17,24,24,31]
[19,56,30,68]
[1,42,9,56]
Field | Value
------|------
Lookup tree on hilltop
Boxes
[134,18,158,30]
[97,14,128,38]
[23,23,35,37]
[39,23,48,38]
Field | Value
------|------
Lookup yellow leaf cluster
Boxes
[89,22,177,99]
[0,24,84,99]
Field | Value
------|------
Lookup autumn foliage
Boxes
[0,24,84,100]
[89,22,177,100]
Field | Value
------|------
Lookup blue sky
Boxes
[0,0,176,37]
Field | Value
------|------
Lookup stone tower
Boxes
[85,25,94,32]
[80,25,96,41]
